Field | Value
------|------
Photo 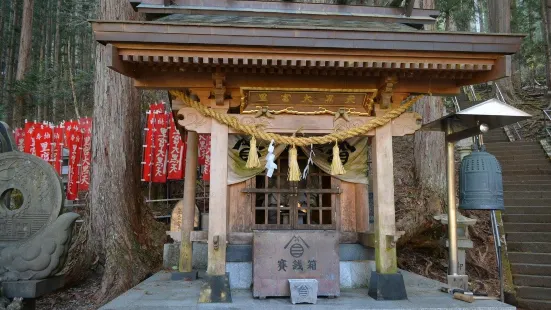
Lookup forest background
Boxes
[1,0,550,308]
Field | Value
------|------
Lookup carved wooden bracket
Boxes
[377,76,398,109]
[212,73,226,106]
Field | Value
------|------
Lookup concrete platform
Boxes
[101,270,514,310]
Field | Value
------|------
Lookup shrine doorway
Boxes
[244,148,340,230]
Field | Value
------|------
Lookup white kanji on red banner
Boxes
[78,118,93,192]
[167,115,186,180]
[66,120,81,201]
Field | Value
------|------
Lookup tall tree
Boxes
[90,0,162,304]
[541,0,551,99]
[12,0,34,128]
[488,0,520,103]
[413,0,446,197]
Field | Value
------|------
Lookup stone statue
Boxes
[0,122,79,284]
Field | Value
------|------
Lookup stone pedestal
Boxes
[198,273,232,303]
[2,276,65,310]
[434,213,477,290]
[367,271,407,300]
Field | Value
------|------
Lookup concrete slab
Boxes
[100,270,515,310]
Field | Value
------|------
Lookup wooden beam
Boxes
[458,55,511,86]
[135,71,460,94]
[106,44,137,78]
[207,116,229,276]
[177,108,422,136]
[372,121,398,274]
[179,131,198,273]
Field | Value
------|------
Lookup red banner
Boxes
[36,124,53,163]
[201,135,211,181]
[198,134,210,165]
[78,118,93,191]
[142,103,165,182]
[152,111,169,183]
[66,120,82,200]
[14,128,25,152]
[24,121,38,155]
[51,125,64,174]
[167,115,186,180]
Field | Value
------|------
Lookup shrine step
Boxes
[500,158,551,166]
[504,184,551,191]
[518,298,551,310]
[505,206,551,214]
[490,149,546,156]
[504,191,551,199]
[512,263,551,276]
[508,252,551,264]
[501,163,551,172]
[513,275,551,288]
[507,232,551,243]
[505,198,551,206]
[502,169,551,176]
[503,175,551,182]
[503,214,551,223]
[504,223,551,232]
[516,286,551,300]
[485,141,543,150]
[508,242,551,253]
[496,154,550,161]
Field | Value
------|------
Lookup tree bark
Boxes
[541,0,551,100]
[412,0,446,197]
[12,0,34,128]
[4,0,19,127]
[51,0,62,122]
[488,0,520,104]
[90,0,163,305]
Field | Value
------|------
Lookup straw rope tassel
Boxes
[331,141,346,175]
[288,145,301,181]
[246,136,261,168]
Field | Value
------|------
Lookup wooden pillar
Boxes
[207,117,229,276]
[372,122,397,274]
[179,131,198,272]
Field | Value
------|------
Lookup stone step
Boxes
[507,232,551,243]
[508,242,551,253]
[500,158,551,166]
[505,223,551,232]
[503,214,551,223]
[514,275,551,288]
[502,169,551,176]
[490,149,546,156]
[495,154,548,161]
[512,263,551,276]
[486,141,541,147]
[505,206,551,214]
[503,175,551,182]
[501,163,551,172]
[517,286,551,300]
[504,191,551,199]
[518,298,551,310]
[504,184,551,191]
[509,252,551,264]
[505,198,551,206]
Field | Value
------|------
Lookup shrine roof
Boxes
[155,14,419,32]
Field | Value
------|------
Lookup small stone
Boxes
[289,279,318,305]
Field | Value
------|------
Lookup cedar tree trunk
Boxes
[488,0,520,104]
[90,0,162,304]
[13,0,34,128]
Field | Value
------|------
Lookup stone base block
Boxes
[2,276,65,299]
[447,274,469,291]
[198,273,232,303]
[368,271,407,300]
[289,279,318,305]
[170,271,198,281]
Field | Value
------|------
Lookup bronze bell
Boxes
[459,145,504,211]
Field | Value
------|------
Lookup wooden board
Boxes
[355,183,370,233]
[253,230,340,298]
[339,181,356,233]
[228,180,253,233]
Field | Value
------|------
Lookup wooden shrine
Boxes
[92,0,523,303]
